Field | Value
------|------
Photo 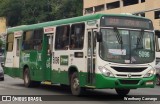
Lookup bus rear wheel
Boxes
[115,89,130,96]
[70,72,85,96]
[23,68,40,87]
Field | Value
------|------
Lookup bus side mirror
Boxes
[97,32,102,42]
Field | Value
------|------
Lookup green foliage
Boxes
[0,0,83,26]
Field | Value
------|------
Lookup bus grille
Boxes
[119,80,140,85]
[111,67,147,72]
[116,74,141,78]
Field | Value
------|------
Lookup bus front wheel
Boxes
[115,89,130,95]
[70,72,85,96]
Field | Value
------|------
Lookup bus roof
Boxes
[7,13,149,33]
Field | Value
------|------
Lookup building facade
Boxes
[0,17,6,36]
[83,0,160,30]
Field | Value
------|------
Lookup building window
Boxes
[22,29,43,50]
[155,11,160,19]
[6,33,14,52]
[107,1,120,10]
[123,0,139,6]
[95,4,104,12]
[85,7,93,14]
[55,25,70,50]
[141,0,145,3]
[70,23,85,50]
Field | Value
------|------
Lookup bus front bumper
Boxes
[95,74,156,89]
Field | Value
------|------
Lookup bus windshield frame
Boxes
[99,16,155,64]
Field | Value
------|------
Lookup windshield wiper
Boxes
[137,29,144,47]
[113,27,123,44]
[113,27,123,49]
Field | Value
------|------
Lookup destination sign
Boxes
[101,16,153,30]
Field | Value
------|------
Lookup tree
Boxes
[0,0,83,26]
[0,0,22,26]
[51,0,83,20]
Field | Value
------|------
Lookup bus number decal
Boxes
[139,51,150,58]
[53,57,59,64]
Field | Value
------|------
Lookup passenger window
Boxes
[70,23,85,49]
[22,29,43,50]
[33,29,43,50]
[6,33,14,52]
[22,31,34,50]
[55,25,70,50]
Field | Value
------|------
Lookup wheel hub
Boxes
[156,76,160,85]
[25,74,29,84]
[73,78,79,90]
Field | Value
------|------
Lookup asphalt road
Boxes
[0,75,160,104]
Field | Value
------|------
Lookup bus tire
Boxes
[156,75,160,85]
[24,68,33,87]
[115,89,130,96]
[23,68,40,87]
[0,77,4,81]
[70,72,85,96]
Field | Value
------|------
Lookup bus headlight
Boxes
[143,69,156,78]
[98,66,114,77]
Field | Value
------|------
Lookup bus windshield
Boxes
[99,29,155,64]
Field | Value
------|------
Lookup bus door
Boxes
[155,30,160,64]
[13,31,22,68]
[44,34,53,81]
[87,29,97,85]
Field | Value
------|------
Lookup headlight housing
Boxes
[98,66,114,77]
[143,68,156,78]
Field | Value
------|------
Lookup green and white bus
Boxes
[4,14,156,95]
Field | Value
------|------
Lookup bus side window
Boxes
[55,25,70,50]
[22,29,43,51]
[88,32,91,56]
[33,29,43,51]
[22,31,34,50]
[6,33,14,52]
[70,23,85,50]
[93,32,97,55]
